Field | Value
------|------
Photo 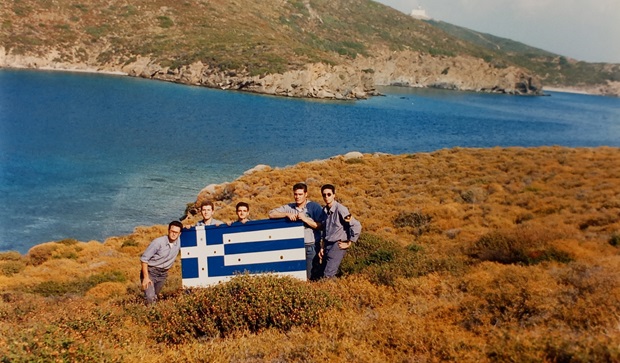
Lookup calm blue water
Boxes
[1,69,619,253]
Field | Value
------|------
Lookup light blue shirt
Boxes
[140,235,180,270]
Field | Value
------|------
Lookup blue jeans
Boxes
[140,266,168,304]
[306,244,322,281]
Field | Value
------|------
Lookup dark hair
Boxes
[169,220,183,230]
[321,184,336,194]
[200,201,214,210]
[236,201,249,211]
[293,182,308,193]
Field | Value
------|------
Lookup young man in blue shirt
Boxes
[269,182,325,280]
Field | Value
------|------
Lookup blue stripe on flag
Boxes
[224,238,302,254]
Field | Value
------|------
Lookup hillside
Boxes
[1,147,619,361]
[428,20,620,96]
[2,0,603,98]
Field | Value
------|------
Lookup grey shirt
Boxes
[140,235,180,270]
[322,201,362,243]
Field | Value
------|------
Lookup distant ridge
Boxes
[0,0,618,96]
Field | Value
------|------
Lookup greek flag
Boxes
[180,218,306,287]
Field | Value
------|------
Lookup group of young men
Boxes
[139,183,362,304]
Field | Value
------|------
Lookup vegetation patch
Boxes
[393,210,432,236]
[152,274,337,344]
[28,271,127,297]
[469,225,573,265]
[340,233,464,285]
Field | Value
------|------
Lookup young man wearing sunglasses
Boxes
[318,184,362,278]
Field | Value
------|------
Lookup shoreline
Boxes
[3,65,127,76]
[543,86,593,95]
[4,65,614,98]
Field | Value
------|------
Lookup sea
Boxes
[1,69,619,253]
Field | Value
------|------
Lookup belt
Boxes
[148,266,168,273]
[325,240,344,244]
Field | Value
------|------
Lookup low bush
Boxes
[0,260,26,276]
[152,274,337,344]
[469,225,573,265]
[1,323,110,362]
[339,233,464,286]
[0,251,23,261]
[121,238,139,248]
[27,243,58,265]
[552,262,620,330]
[486,330,620,362]
[28,271,126,297]
[56,238,79,246]
[393,210,432,236]
[459,264,560,331]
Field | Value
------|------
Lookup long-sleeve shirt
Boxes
[322,201,361,243]
[140,235,180,270]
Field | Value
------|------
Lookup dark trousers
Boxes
[140,266,168,304]
[321,241,347,278]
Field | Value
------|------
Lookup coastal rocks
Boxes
[243,165,271,175]
[343,151,364,160]
[0,46,545,98]
[352,49,543,95]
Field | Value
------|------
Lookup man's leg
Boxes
[142,267,168,304]
[140,269,157,304]
[305,244,317,280]
[323,242,347,278]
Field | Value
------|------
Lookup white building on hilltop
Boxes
[410,6,430,20]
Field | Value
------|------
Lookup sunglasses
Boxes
[322,192,333,197]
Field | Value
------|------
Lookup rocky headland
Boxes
[1,46,545,100]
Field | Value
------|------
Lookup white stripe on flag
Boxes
[223,226,304,244]
[224,247,306,266]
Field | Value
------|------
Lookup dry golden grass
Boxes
[1,146,619,362]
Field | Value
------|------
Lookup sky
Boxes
[374,0,620,64]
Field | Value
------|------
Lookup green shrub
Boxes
[339,233,463,286]
[0,260,26,276]
[1,295,125,361]
[27,244,58,265]
[1,319,110,362]
[470,226,573,265]
[393,210,432,236]
[157,16,174,28]
[0,250,22,261]
[340,234,401,275]
[121,238,139,248]
[486,330,620,362]
[152,274,337,344]
[28,271,126,297]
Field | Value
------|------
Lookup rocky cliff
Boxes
[0,46,543,100]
